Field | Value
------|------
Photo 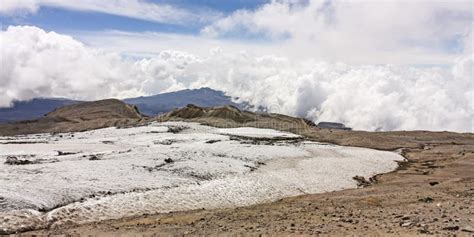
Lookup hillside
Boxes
[157,104,312,135]
[0,88,246,123]
[124,87,246,116]
[0,99,144,136]
[0,98,473,236]
[46,99,142,121]
[0,98,80,123]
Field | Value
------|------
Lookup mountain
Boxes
[0,88,246,123]
[46,99,142,121]
[157,104,313,134]
[123,87,246,116]
[0,100,303,136]
[0,98,80,123]
[0,99,144,136]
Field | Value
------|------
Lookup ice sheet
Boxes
[217,127,301,138]
[0,122,403,233]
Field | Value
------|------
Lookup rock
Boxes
[256,161,266,166]
[4,156,33,165]
[353,176,371,187]
[419,228,431,234]
[154,139,175,145]
[418,197,434,203]
[164,158,174,163]
[205,140,221,144]
[442,226,459,231]
[57,151,77,156]
[461,225,474,233]
[401,222,413,227]
[342,218,354,223]
[417,223,426,228]
[168,126,187,134]
[429,181,439,186]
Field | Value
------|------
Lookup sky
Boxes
[0,0,473,132]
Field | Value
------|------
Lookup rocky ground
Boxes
[3,102,473,236]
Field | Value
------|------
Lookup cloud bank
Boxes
[0,26,142,106]
[1,26,472,132]
[201,0,473,65]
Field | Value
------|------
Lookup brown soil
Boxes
[6,103,474,236]
[46,99,142,120]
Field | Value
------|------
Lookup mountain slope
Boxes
[0,88,246,123]
[124,87,245,116]
[46,99,142,121]
[0,99,144,136]
[2,100,472,236]
[0,98,80,123]
[157,104,313,135]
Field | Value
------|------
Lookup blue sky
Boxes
[1,7,198,34]
[0,1,269,34]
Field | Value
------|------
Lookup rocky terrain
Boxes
[0,99,146,136]
[1,101,472,236]
[0,88,247,122]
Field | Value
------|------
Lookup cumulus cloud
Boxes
[0,26,142,107]
[0,0,39,16]
[138,50,472,132]
[72,0,472,66]
[1,26,472,132]
[0,0,220,25]
[202,0,473,65]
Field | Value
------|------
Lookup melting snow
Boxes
[217,127,301,138]
[0,122,403,233]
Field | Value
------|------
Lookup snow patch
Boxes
[217,127,301,138]
[0,122,403,233]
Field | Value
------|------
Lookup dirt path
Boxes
[21,129,473,236]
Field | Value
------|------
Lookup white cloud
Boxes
[0,25,143,107]
[2,26,472,132]
[72,30,261,58]
[151,50,472,132]
[2,1,472,65]
[0,0,39,16]
[73,28,458,66]
[202,0,473,65]
[0,0,220,25]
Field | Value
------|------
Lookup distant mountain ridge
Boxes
[0,98,81,123]
[0,100,303,136]
[0,88,246,123]
[124,87,246,116]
